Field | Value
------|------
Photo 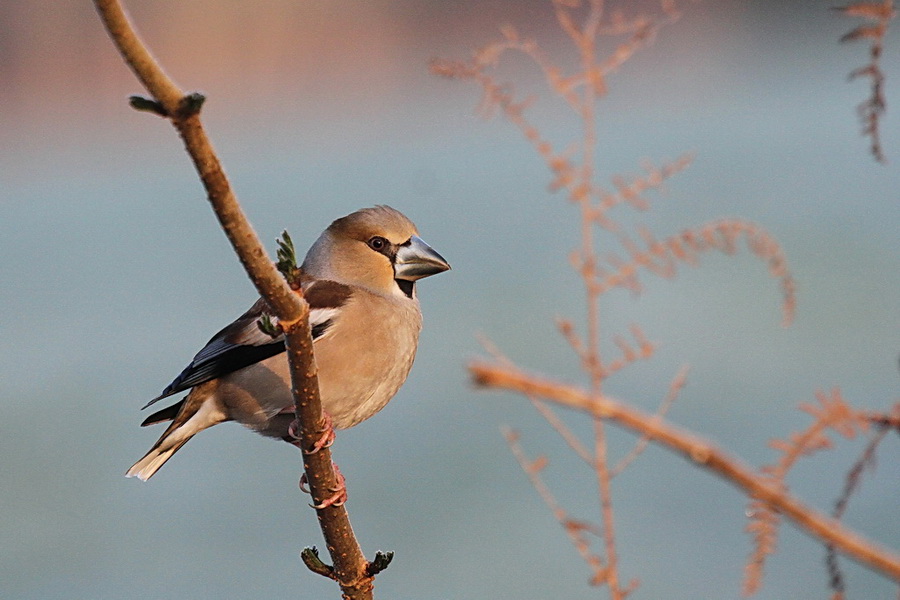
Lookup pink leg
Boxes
[310,463,347,509]
[286,413,336,454]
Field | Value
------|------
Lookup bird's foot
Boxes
[286,418,302,446]
[306,413,335,454]
[308,463,347,509]
[286,413,335,455]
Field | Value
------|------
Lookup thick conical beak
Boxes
[394,235,451,281]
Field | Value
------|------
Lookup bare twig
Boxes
[592,155,695,230]
[582,219,796,328]
[531,397,597,466]
[826,426,891,598]
[836,0,896,163]
[93,1,376,597]
[744,388,872,595]
[827,406,899,598]
[558,3,625,597]
[864,408,900,431]
[470,360,900,583]
[438,4,774,597]
[610,365,689,477]
[502,426,610,586]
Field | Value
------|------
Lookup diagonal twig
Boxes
[470,360,900,583]
[92,1,377,597]
[610,365,689,477]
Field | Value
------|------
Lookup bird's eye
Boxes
[368,236,388,251]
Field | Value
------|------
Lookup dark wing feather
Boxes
[142,282,353,410]
[142,298,282,408]
[141,399,184,426]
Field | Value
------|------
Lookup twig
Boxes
[531,397,597,466]
[438,1,802,596]
[502,426,610,586]
[470,360,900,582]
[92,1,376,597]
[864,409,900,431]
[559,2,629,597]
[610,365,688,477]
[744,388,871,595]
[827,418,895,597]
[836,0,896,163]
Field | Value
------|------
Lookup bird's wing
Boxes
[142,281,353,409]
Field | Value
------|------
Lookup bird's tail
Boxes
[126,436,193,481]
[126,397,226,481]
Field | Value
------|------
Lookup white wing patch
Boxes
[310,307,340,329]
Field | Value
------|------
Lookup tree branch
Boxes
[93,1,376,597]
[469,360,900,583]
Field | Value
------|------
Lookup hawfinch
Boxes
[127,205,450,481]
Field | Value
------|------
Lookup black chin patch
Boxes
[396,279,415,299]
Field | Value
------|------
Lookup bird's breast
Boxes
[314,295,422,428]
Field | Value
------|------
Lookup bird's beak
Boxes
[394,235,451,281]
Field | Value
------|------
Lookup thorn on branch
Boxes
[301,546,336,580]
[366,550,395,576]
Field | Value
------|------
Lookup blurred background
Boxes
[2,1,899,598]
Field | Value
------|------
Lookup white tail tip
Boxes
[126,448,177,481]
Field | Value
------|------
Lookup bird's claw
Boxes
[306,413,335,455]
[309,464,347,509]
[287,418,302,443]
[286,414,335,455]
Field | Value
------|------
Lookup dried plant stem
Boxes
[610,365,688,477]
[470,361,900,582]
[837,0,896,162]
[744,388,873,595]
[502,426,609,584]
[93,1,374,597]
[564,1,629,596]
[592,417,625,597]
[827,422,894,597]
[531,397,597,466]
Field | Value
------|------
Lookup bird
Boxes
[127,205,450,481]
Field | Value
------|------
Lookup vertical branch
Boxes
[569,0,603,377]
[281,316,373,595]
[93,1,377,598]
[553,1,629,597]
[437,1,803,596]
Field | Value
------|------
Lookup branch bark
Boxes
[93,1,375,597]
[469,360,900,583]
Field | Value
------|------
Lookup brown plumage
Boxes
[127,206,449,480]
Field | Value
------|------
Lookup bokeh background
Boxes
[2,1,899,598]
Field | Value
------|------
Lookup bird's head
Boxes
[303,205,450,298]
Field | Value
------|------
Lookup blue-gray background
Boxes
[2,1,899,598]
